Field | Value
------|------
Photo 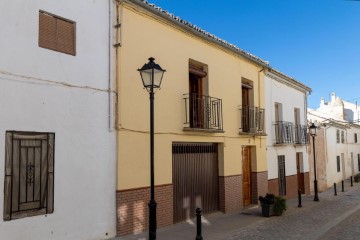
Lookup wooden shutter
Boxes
[39,11,75,55]
[39,12,57,51]
[57,19,75,55]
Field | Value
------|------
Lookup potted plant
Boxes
[259,193,287,217]
[274,195,287,216]
[259,193,275,217]
[354,173,360,183]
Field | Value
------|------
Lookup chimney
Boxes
[331,93,336,103]
[320,98,325,106]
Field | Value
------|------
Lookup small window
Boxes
[358,154,360,172]
[39,11,76,55]
[336,130,340,143]
[341,131,345,143]
[355,133,357,143]
[337,156,341,172]
[3,131,55,221]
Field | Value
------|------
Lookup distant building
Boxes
[308,93,360,192]
[318,93,360,124]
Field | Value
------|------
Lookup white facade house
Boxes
[318,93,360,124]
[265,69,312,198]
[308,93,360,191]
[0,1,117,240]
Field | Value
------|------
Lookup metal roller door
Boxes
[172,143,219,223]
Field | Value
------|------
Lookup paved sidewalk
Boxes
[114,180,360,240]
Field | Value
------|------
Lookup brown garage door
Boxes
[172,143,219,223]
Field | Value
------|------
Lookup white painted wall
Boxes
[324,127,348,186]
[0,1,116,240]
[264,73,309,180]
[308,110,359,189]
[346,127,360,176]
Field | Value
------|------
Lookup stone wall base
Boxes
[251,171,268,203]
[268,172,310,199]
[219,175,242,213]
[116,184,173,236]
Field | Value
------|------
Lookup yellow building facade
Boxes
[116,0,269,236]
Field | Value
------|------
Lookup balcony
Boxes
[274,121,293,144]
[239,106,265,135]
[183,93,223,132]
[274,122,308,144]
[294,124,308,144]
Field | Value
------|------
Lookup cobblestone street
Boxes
[224,183,360,240]
[117,181,360,240]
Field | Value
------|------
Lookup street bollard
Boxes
[334,182,337,196]
[298,190,302,208]
[342,180,344,192]
[351,176,353,187]
[195,208,203,240]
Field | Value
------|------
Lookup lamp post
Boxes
[138,57,166,240]
[309,123,319,201]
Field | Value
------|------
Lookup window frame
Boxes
[336,156,341,172]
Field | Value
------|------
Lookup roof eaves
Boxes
[267,68,312,93]
[124,0,270,68]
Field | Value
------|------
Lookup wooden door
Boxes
[296,153,305,194]
[242,147,251,206]
[278,155,286,196]
[189,73,203,128]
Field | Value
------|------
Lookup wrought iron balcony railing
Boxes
[274,121,294,144]
[294,124,309,144]
[239,106,265,134]
[183,93,223,131]
[274,122,309,144]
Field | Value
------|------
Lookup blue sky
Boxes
[148,0,360,108]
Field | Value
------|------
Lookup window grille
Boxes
[3,131,55,221]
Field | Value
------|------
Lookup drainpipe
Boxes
[114,1,122,129]
[258,67,264,148]
[109,0,116,131]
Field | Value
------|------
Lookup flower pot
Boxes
[261,204,275,217]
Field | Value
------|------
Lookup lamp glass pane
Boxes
[153,69,165,88]
[140,69,152,88]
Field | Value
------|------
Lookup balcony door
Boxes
[189,64,207,129]
[189,70,204,128]
[242,83,252,132]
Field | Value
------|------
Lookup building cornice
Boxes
[120,0,311,92]
[120,0,270,68]
[266,70,312,94]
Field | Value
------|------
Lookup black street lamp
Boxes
[138,57,166,240]
[309,123,319,202]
